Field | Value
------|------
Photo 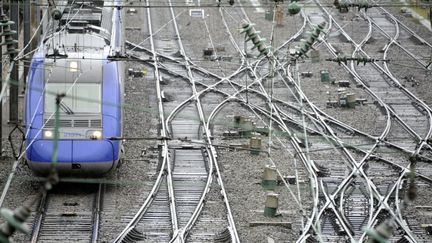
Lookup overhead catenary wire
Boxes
[235,1,325,241]
[0,1,107,210]
[1,62,430,160]
[14,2,431,9]
[0,17,426,167]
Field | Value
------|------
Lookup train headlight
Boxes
[69,61,79,72]
[44,130,53,139]
[90,130,102,140]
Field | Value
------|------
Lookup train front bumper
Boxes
[26,139,120,175]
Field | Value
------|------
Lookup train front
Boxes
[25,37,123,176]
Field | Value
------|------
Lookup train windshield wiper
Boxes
[59,101,74,115]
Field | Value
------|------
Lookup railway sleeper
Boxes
[411,101,427,115]
[325,210,347,236]
[214,227,232,242]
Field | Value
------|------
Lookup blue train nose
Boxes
[30,140,73,162]
[29,140,118,163]
[71,140,118,162]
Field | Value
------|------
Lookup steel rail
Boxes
[137,5,430,175]
[173,10,320,233]
[357,8,427,241]
[294,4,398,240]
[362,12,429,68]
[359,14,432,149]
[159,13,432,239]
[313,1,428,241]
[166,0,239,241]
[113,0,172,240]
[30,191,47,243]
[224,3,322,240]
[377,12,432,149]
[246,88,432,186]
[145,19,432,241]
[205,73,322,242]
[90,184,103,243]
[315,6,398,236]
[377,5,432,49]
[30,184,102,243]
[347,15,432,146]
[152,3,416,239]
[151,50,409,182]
[125,3,432,239]
[168,147,215,243]
[269,19,378,241]
[314,0,420,148]
[314,0,423,153]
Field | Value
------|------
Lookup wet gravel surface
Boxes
[98,4,160,241]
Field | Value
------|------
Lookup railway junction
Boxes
[1,0,432,242]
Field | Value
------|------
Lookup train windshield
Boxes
[44,83,101,114]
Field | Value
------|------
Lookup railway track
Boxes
[121,1,317,241]
[196,1,432,241]
[291,1,432,241]
[29,183,102,243]
[120,0,432,240]
[115,0,238,242]
[213,2,388,241]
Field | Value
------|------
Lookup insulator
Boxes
[358,0,370,11]
[356,58,366,65]
[287,2,301,15]
[407,181,417,201]
[430,8,432,28]
[240,22,255,35]
[257,43,268,53]
[245,33,260,43]
[241,21,272,57]
[251,40,265,50]
[317,21,326,31]
[305,39,314,46]
[299,45,308,53]
[263,47,271,55]
[228,0,234,5]
[309,31,319,40]
[48,0,63,20]
[0,17,18,56]
[51,8,62,20]
[0,206,31,242]
[302,41,311,49]
[339,57,348,65]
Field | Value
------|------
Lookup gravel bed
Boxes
[209,97,313,241]
[387,46,432,106]
[185,179,228,241]
[98,5,161,242]
[218,145,309,242]
[298,44,386,136]
[0,135,40,242]
[401,180,432,242]
[241,1,305,50]
[173,5,243,76]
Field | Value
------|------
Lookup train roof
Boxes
[44,52,104,84]
[45,0,117,43]
[45,32,108,53]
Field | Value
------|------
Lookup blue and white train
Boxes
[25,0,125,175]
